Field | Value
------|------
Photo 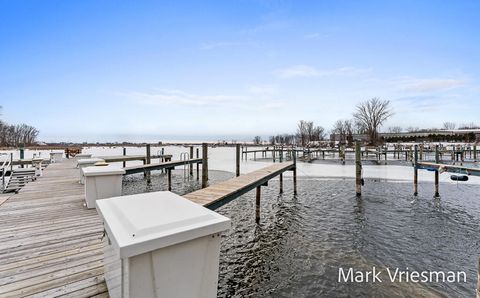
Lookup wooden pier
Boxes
[98,154,171,163]
[241,143,478,164]
[413,145,479,197]
[0,159,108,297]
[416,161,480,176]
[184,161,296,212]
[123,158,202,175]
[0,149,297,296]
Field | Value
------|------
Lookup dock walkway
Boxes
[0,159,107,297]
[416,161,480,176]
[123,158,202,175]
[0,159,295,297]
[184,161,295,210]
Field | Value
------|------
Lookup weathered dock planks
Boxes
[184,161,295,210]
[123,158,202,175]
[416,161,480,176]
[0,159,107,297]
[0,156,295,297]
[97,154,171,163]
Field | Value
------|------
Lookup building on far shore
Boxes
[330,129,480,143]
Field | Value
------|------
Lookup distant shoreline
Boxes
[0,142,265,150]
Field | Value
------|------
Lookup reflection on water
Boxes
[122,170,479,297]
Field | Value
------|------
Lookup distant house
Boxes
[330,129,480,143]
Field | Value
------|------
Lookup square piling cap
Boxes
[96,191,231,258]
[82,165,125,177]
[77,158,105,165]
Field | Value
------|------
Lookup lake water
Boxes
[2,145,479,296]
[122,169,480,297]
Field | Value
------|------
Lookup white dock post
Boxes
[96,191,230,298]
[83,166,125,209]
[77,158,105,184]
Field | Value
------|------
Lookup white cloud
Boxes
[116,89,244,107]
[115,88,287,112]
[274,65,319,78]
[274,65,371,79]
[401,78,466,92]
[303,32,326,39]
[247,84,279,95]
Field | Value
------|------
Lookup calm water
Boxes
[123,170,480,297]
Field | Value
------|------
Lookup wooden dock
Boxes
[0,158,108,297]
[98,154,171,163]
[123,158,202,175]
[416,161,480,176]
[0,154,297,296]
[184,161,296,210]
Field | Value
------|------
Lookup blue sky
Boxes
[0,0,479,142]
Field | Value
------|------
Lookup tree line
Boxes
[0,106,39,147]
[253,97,478,147]
[253,120,327,147]
[383,133,477,143]
[254,97,393,146]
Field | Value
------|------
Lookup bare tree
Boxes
[332,119,354,145]
[459,122,480,129]
[269,136,275,145]
[296,120,310,147]
[406,126,420,133]
[442,122,456,130]
[0,106,39,147]
[353,98,393,145]
[253,136,262,145]
[333,120,347,144]
[312,126,326,141]
[388,126,402,133]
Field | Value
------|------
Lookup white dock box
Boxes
[49,151,63,163]
[83,166,125,209]
[96,191,231,298]
[77,158,106,184]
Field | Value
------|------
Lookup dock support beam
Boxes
[146,144,151,183]
[255,186,261,224]
[189,146,194,176]
[161,148,165,173]
[293,150,297,195]
[19,147,24,168]
[123,147,126,168]
[414,145,418,196]
[434,145,440,198]
[355,141,362,197]
[279,173,283,194]
[474,144,477,162]
[202,143,208,188]
[167,168,172,191]
[196,148,199,180]
[477,257,480,298]
[236,144,240,177]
